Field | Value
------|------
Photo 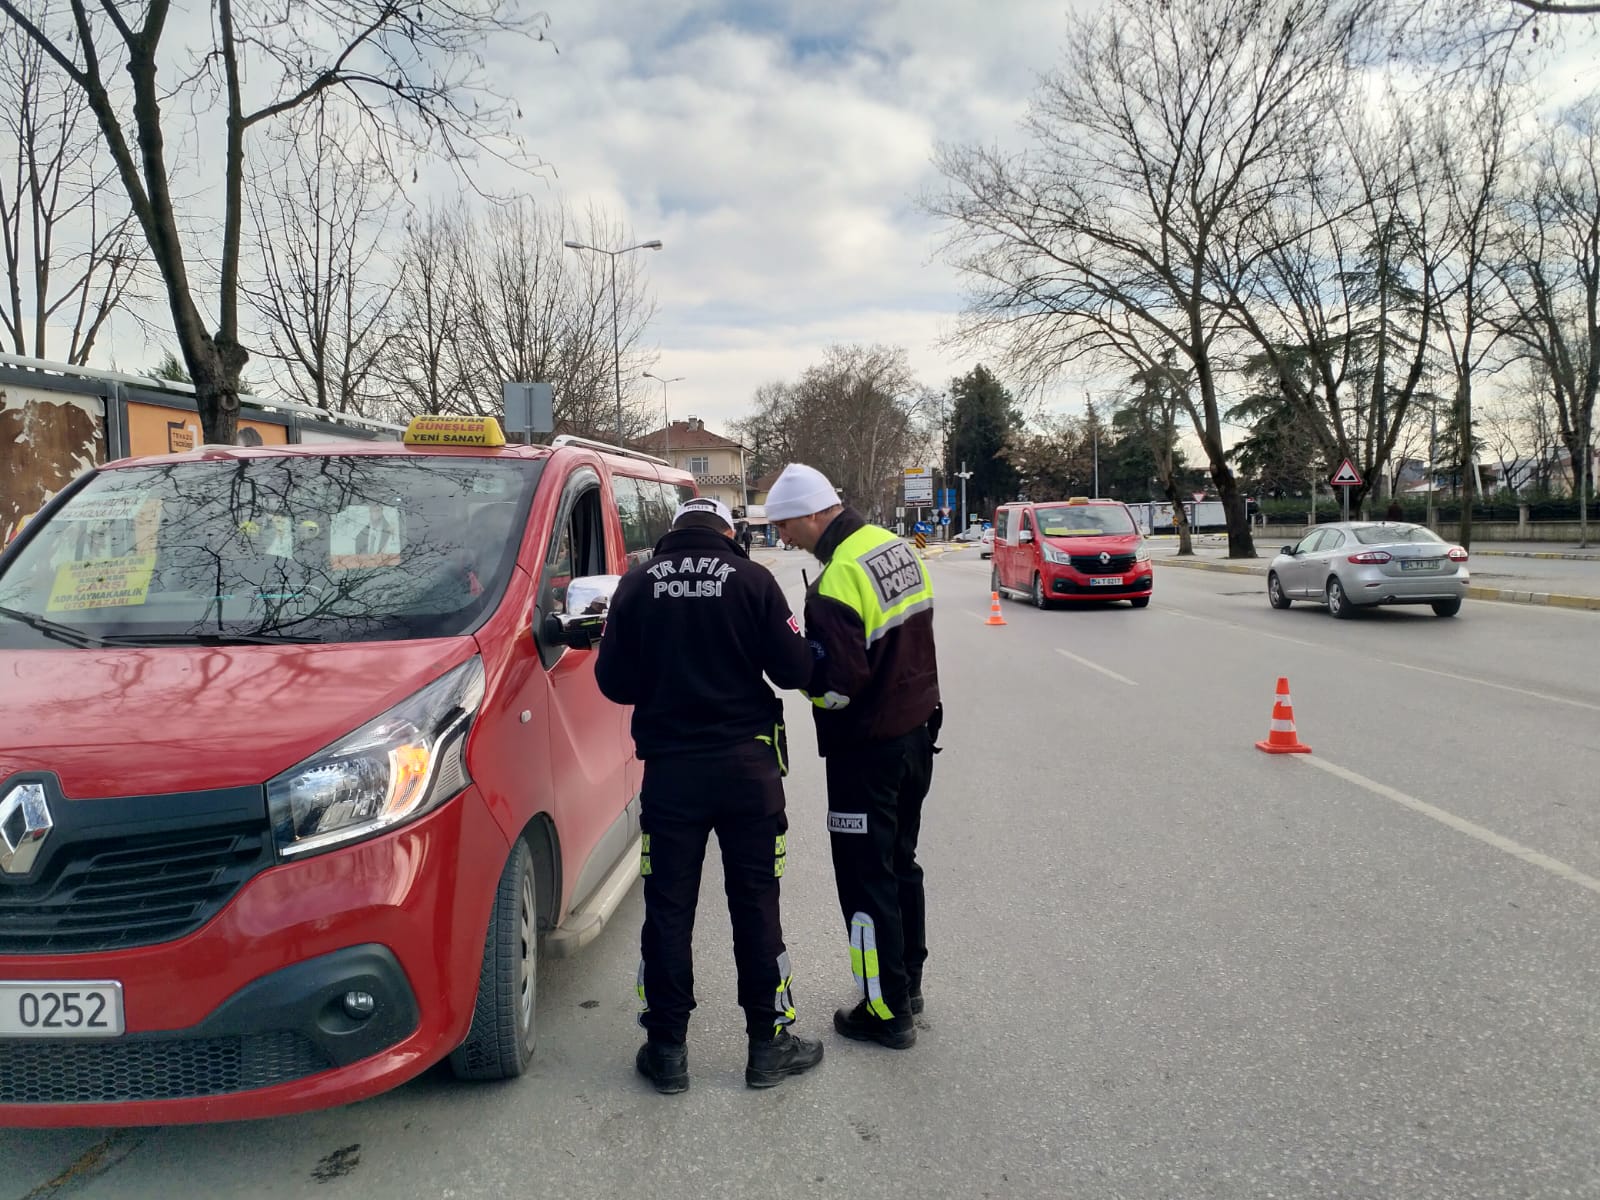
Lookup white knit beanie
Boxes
[764,464,840,520]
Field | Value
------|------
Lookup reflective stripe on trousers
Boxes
[773,950,796,1035]
[849,912,895,1019]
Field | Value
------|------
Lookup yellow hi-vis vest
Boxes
[809,524,934,710]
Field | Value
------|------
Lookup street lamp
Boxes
[642,371,683,459]
[563,237,663,444]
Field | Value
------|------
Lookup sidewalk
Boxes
[1150,541,1600,611]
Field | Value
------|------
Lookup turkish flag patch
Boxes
[787,615,801,635]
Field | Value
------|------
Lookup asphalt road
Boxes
[8,553,1599,1199]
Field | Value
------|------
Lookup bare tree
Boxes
[453,201,657,439]
[735,345,931,522]
[1425,61,1518,547]
[0,10,140,363]
[1226,107,1448,511]
[0,0,553,444]
[384,205,471,419]
[931,0,1376,558]
[246,103,397,416]
[1494,96,1600,514]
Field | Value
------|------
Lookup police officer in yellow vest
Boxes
[766,464,942,1050]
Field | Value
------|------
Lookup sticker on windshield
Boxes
[46,554,157,612]
[330,505,404,569]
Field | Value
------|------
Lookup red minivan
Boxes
[990,497,1153,608]
[0,417,693,1126]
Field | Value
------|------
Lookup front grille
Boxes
[1054,576,1151,595]
[1069,553,1137,573]
[0,1031,330,1104]
[0,826,273,954]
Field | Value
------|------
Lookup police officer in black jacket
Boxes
[595,496,826,1094]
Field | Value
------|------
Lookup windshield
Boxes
[1354,524,1444,546]
[1034,505,1136,537]
[0,455,540,648]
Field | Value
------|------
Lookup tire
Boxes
[991,564,1002,595]
[449,839,538,1081]
[1267,572,1292,610]
[1431,598,1462,618]
[1032,573,1050,609]
[1326,576,1356,619]
[1130,596,1151,609]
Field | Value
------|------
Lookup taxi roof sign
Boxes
[404,415,507,447]
[1067,496,1091,505]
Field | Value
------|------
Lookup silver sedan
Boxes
[1266,522,1469,618]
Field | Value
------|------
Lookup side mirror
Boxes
[1019,530,1034,544]
[1281,545,1296,556]
[541,574,620,651]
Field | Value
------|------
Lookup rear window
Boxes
[1034,504,1136,537]
[1354,524,1443,545]
[0,455,541,648]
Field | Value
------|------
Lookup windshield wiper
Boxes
[0,605,106,648]
[97,630,323,647]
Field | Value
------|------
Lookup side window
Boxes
[611,475,653,565]
[1296,530,1326,554]
[672,482,696,509]
[1322,530,1346,550]
[1021,512,1034,537]
[996,509,1011,541]
[639,479,674,544]
[541,470,611,617]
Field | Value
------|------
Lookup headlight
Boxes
[1135,544,1151,562]
[1041,543,1072,565]
[267,657,486,859]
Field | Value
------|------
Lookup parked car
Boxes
[952,526,985,544]
[0,417,695,1126]
[1266,522,1468,618]
[990,498,1152,608]
[980,528,995,558]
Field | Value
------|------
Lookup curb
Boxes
[1472,549,1600,561]
[1151,555,1600,610]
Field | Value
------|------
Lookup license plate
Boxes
[1400,559,1440,572]
[1088,576,1124,587]
[0,981,124,1038]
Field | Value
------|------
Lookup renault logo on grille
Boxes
[0,783,52,875]
[1099,551,1111,565]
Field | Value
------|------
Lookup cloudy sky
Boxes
[82,0,1598,443]
[456,0,1093,435]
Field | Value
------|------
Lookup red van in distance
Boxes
[0,417,693,1126]
[990,497,1153,609]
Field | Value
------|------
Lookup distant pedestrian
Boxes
[1386,499,1403,522]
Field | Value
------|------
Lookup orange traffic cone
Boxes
[1255,676,1311,754]
[985,591,1007,626]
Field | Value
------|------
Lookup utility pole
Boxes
[1088,393,1099,498]
[957,461,973,530]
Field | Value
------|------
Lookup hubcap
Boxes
[518,872,537,1033]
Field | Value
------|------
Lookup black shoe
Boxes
[745,1029,825,1088]
[635,1041,689,1094]
[833,1001,916,1049]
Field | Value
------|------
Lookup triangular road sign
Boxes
[1331,458,1362,486]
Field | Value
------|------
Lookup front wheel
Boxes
[1267,572,1292,610]
[1032,573,1050,609]
[450,839,538,1080]
[1326,576,1356,619]
[1130,596,1151,609]
[991,564,1002,595]
[1431,598,1462,618]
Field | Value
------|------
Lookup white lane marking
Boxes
[1379,659,1600,715]
[1158,607,1321,648]
[1054,647,1138,687]
[1301,755,1600,898]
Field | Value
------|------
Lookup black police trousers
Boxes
[636,741,795,1043]
[824,724,935,1020]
